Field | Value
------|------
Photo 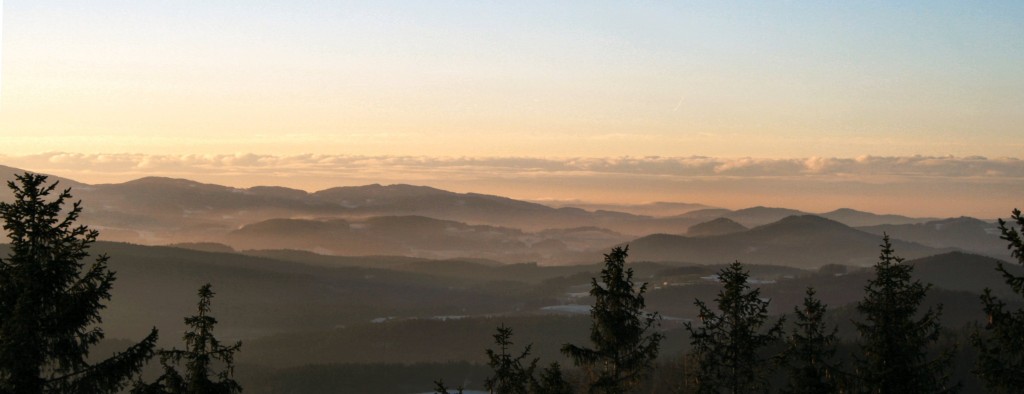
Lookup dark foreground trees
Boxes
[531,363,574,394]
[684,261,784,393]
[853,235,957,393]
[973,208,1024,392]
[780,288,841,393]
[0,173,158,393]
[483,324,572,394]
[485,324,537,394]
[134,284,241,394]
[433,380,464,394]
[562,246,662,394]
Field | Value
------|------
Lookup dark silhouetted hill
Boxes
[672,208,736,223]
[0,165,87,202]
[225,216,540,262]
[859,217,1006,258]
[166,242,236,253]
[0,164,984,264]
[676,206,931,228]
[686,218,747,237]
[726,206,809,226]
[908,251,1023,298]
[541,201,715,217]
[0,242,548,342]
[821,208,930,227]
[629,215,945,268]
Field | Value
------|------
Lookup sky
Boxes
[0,1,1021,217]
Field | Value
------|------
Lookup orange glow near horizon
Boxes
[1,153,1018,219]
[0,2,1021,218]
[1,2,1022,159]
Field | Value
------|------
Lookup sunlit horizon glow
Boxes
[1,152,1019,219]
[0,2,1022,217]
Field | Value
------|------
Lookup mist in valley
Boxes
[2,1,1022,392]
[0,168,1020,393]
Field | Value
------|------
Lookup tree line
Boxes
[0,173,241,394]
[3,172,1024,393]
[440,223,1024,392]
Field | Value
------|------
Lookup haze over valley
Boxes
[2,1,1023,392]
[0,165,1005,266]
[0,165,1018,392]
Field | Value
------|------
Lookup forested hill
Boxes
[2,166,1002,267]
[0,240,1011,343]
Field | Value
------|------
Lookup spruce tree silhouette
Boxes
[780,287,842,394]
[133,284,241,394]
[433,379,464,394]
[973,209,1024,392]
[485,324,537,394]
[562,246,662,394]
[853,235,957,393]
[0,172,158,393]
[684,261,784,393]
[530,363,574,394]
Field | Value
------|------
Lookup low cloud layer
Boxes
[4,153,1021,180]
[1,153,1020,218]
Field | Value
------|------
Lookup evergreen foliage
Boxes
[530,363,574,394]
[853,234,957,393]
[485,324,538,394]
[780,287,841,394]
[133,284,241,394]
[0,172,158,393]
[972,208,1024,392]
[433,379,464,394]
[684,261,784,393]
[561,246,663,393]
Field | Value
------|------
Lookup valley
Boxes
[0,166,1016,392]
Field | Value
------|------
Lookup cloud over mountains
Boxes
[6,152,1021,179]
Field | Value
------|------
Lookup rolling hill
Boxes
[0,242,547,342]
[686,217,747,237]
[821,207,930,227]
[0,165,994,266]
[224,216,538,261]
[629,215,945,268]
[859,217,1006,258]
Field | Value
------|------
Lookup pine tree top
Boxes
[0,172,157,394]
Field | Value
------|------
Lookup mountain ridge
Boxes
[629,215,947,268]
[0,165,985,266]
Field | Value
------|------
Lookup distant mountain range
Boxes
[858,217,1005,257]
[225,216,547,262]
[630,215,948,268]
[3,165,1018,393]
[537,201,715,217]
[674,206,930,228]
[0,164,1010,265]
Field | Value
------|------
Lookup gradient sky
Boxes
[0,1,1022,216]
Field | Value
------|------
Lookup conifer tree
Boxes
[684,261,784,394]
[133,284,241,394]
[485,324,537,394]
[781,287,841,394]
[972,208,1024,392]
[562,246,663,394]
[433,379,464,394]
[853,235,957,393]
[0,172,158,393]
[530,363,574,394]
